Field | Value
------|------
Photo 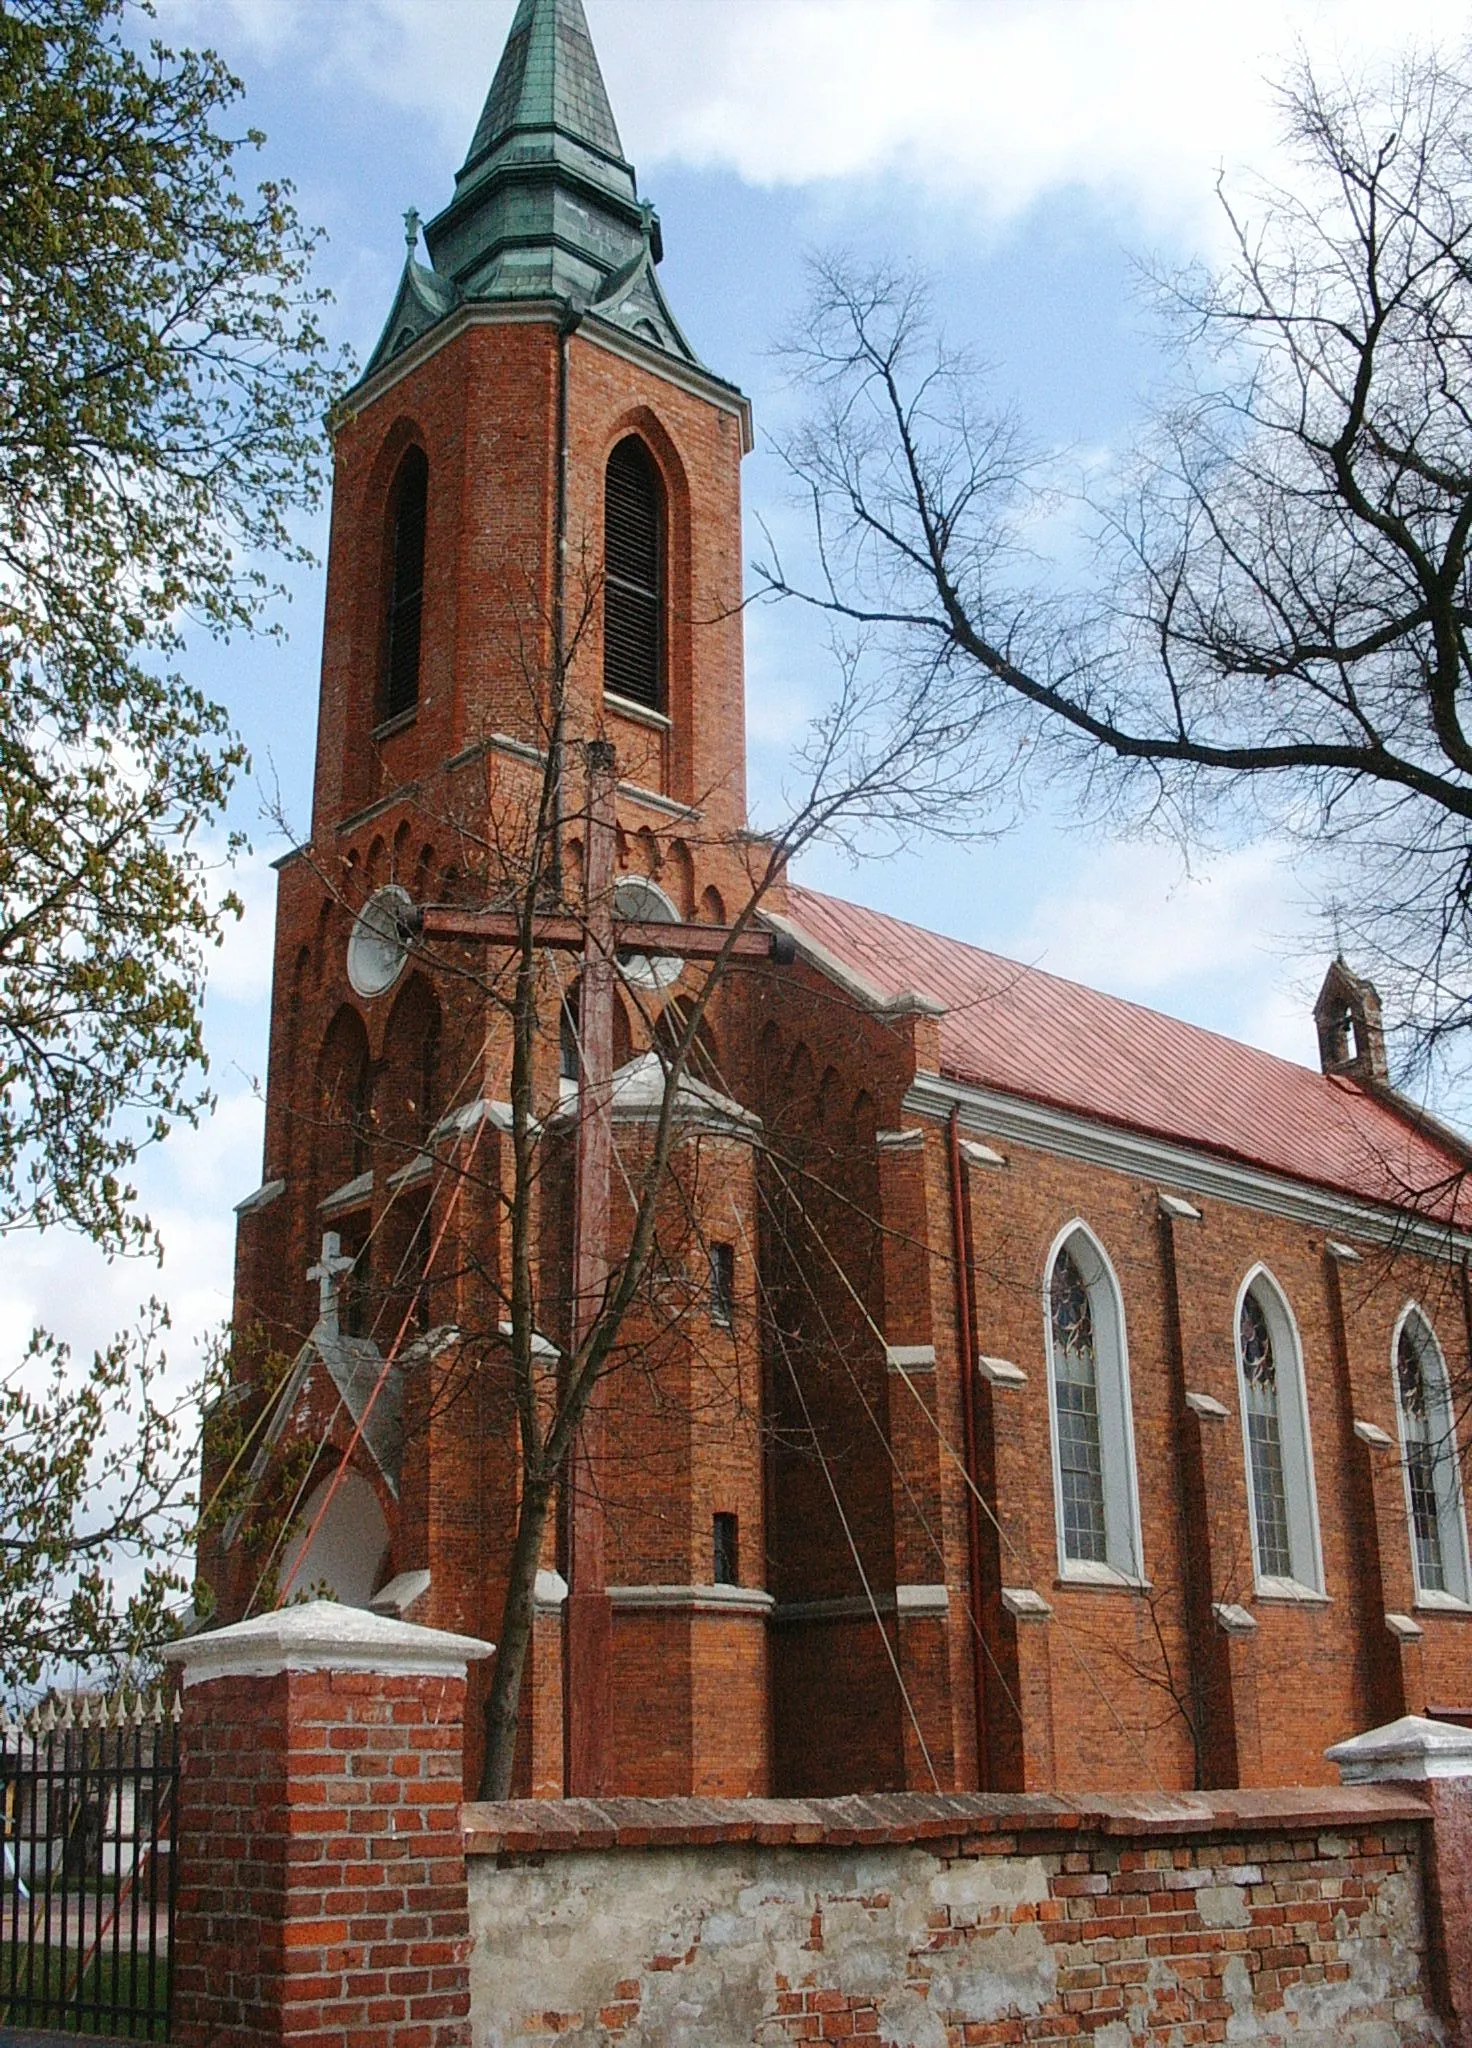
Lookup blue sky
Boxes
[5,0,1466,1389]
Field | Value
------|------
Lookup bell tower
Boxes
[214,0,774,1802]
[306,0,753,844]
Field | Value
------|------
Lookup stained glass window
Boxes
[1050,1248,1108,1564]
[1240,1289,1293,1580]
[1399,1319,1449,1594]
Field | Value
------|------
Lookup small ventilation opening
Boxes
[709,1241,734,1327]
[713,1512,738,1586]
[560,997,580,1084]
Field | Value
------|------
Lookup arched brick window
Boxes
[1394,1308,1471,1606]
[604,436,664,710]
[1235,1269,1323,1595]
[1044,1223,1142,1581]
[384,446,428,721]
[317,1007,373,1191]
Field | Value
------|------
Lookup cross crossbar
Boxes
[412,905,793,964]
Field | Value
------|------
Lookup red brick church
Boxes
[207,0,1472,1802]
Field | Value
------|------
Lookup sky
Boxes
[6,0,1470,1409]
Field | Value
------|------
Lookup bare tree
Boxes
[213,555,1010,1801]
[763,46,1472,1085]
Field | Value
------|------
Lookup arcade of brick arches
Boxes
[205,0,1472,1804]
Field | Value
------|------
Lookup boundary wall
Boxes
[463,1787,1437,2045]
[164,1602,1472,2048]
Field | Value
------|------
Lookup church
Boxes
[206,0,1472,1804]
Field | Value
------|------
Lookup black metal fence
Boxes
[1,1692,179,2040]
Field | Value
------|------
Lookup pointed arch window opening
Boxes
[1050,1251,1108,1565]
[1395,1312,1471,1606]
[350,1053,374,1180]
[604,437,664,712]
[1239,1292,1293,1581]
[1235,1275,1323,1597]
[1044,1228,1143,1582]
[384,448,428,722]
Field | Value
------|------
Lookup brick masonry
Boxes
[462,1788,1444,2046]
[212,209,1472,1809]
[172,1663,476,2048]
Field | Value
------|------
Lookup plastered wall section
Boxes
[462,1787,1442,2047]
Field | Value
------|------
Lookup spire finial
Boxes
[403,207,421,255]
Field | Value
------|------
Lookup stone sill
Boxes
[461,1783,1430,1859]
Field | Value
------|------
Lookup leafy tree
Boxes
[0,0,343,1250]
[0,1305,190,1697]
[765,47,1472,1089]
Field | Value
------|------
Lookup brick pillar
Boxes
[1329,1714,1472,2046]
[875,1128,960,1790]
[164,1599,493,2048]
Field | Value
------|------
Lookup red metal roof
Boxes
[785,884,1471,1223]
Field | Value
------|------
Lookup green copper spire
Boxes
[364,0,700,379]
[462,0,625,182]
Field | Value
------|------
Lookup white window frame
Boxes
[1234,1266,1325,1601]
[1043,1220,1145,1586]
[1392,1303,1472,1611]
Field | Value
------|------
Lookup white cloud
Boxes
[203,847,278,1009]
[0,1078,262,1382]
[1014,836,1322,1065]
[159,0,1469,245]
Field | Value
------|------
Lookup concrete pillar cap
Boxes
[1326,1714,1472,1783]
[163,1598,494,1687]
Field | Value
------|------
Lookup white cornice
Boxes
[1328,1712,1472,1781]
[342,301,753,451]
[164,1598,493,1685]
[904,1071,1472,1259]
[608,1583,773,1616]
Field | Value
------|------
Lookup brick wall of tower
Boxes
[217,292,771,1721]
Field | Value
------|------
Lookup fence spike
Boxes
[151,1690,164,1726]
[172,1690,184,1724]
[3,1670,182,2033]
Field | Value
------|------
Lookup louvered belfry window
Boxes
[604,436,663,710]
[384,447,428,720]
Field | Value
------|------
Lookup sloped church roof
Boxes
[364,0,699,380]
[785,887,1472,1226]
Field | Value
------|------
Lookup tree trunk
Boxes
[478,1477,553,1800]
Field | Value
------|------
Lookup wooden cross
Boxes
[413,742,788,1794]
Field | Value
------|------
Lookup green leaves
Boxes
[0,0,348,1248]
[0,1306,191,1695]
